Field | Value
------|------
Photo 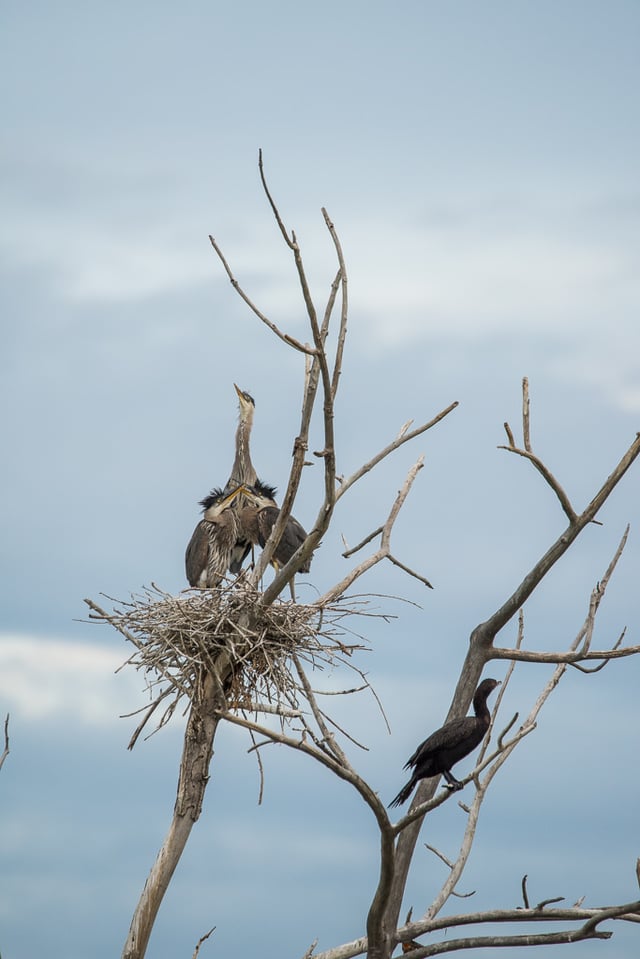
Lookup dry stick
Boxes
[292,653,350,767]
[191,927,215,959]
[207,236,313,356]
[386,428,640,941]
[522,375,532,451]
[387,554,433,589]
[318,457,425,606]
[321,207,349,402]
[336,404,459,503]
[342,526,384,557]
[0,714,9,771]
[498,438,577,523]
[424,844,476,899]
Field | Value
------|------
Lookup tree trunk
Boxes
[122,667,226,959]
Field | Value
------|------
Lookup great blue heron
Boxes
[388,678,501,807]
[238,483,312,574]
[185,485,247,589]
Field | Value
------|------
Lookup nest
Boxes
[88,580,372,747]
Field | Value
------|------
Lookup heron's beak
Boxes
[221,484,247,505]
[233,383,243,399]
[239,486,264,507]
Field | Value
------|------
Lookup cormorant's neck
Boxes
[473,691,492,722]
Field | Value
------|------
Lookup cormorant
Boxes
[389,677,501,808]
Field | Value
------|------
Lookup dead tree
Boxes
[87,154,640,959]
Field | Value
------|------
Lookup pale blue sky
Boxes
[1,3,639,958]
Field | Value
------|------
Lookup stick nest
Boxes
[88,581,370,745]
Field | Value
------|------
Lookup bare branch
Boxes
[472,434,640,649]
[321,208,349,402]
[490,641,640,665]
[522,376,532,451]
[342,526,384,558]
[191,927,215,959]
[497,442,578,522]
[318,457,425,605]
[207,235,314,355]
[522,875,530,909]
[536,896,566,910]
[292,653,350,768]
[336,404,459,502]
[387,554,433,589]
[0,713,9,771]
[503,421,516,447]
[258,148,295,249]
[424,844,476,899]
[300,939,319,959]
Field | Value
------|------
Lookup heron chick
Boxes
[238,483,312,574]
[185,485,247,589]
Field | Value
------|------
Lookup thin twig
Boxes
[336,405,458,502]
[192,927,215,959]
[521,875,530,909]
[0,714,9,771]
[208,235,313,355]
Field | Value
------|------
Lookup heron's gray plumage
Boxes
[185,487,243,588]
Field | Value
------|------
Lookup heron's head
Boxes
[199,484,247,514]
[234,384,255,419]
[243,484,275,509]
[254,478,277,503]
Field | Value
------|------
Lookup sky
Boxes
[1,1,640,957]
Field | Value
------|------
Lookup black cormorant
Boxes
[389,677,501,808]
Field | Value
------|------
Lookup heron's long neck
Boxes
[230,414,256,486]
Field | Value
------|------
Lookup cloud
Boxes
[0,634,141,724]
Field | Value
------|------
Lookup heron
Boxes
[238,483,312,575]
[185,485,247,589]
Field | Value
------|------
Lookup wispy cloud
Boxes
[0,634,141,724]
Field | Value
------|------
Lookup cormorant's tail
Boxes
[388,777,416,809]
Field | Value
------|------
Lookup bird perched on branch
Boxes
[389,678,501,808]
[185,485,247,589]
[239,483,312,575]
